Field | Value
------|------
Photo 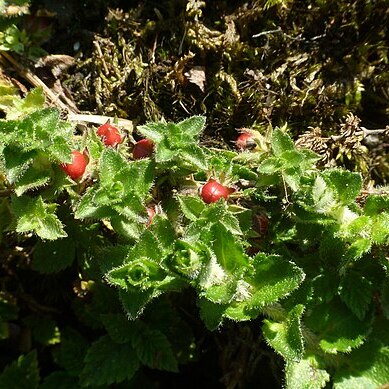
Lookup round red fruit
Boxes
[97,123,122,147]
[133,139,154,159]
[200,179,231,204]
[236,132,256,151]
[61,151,88,180]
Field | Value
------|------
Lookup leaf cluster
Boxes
[0,108,389,388]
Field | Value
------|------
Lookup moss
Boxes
[66,0,389,182]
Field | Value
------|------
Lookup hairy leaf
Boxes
[40,372,78,389]
[0,351,39,389]
[119,289,159,320]
[305,298,371,354]
[12,196,67,240]
[271,128,295,157]
[339,271,373,320]
[100,313,139,344]
[364,195,389,216]
[334,339,389,388]
[132,325,179,372]
[198,298,226,330]
[285,356,330,389]
[80,335,139,387]
[262,305,304,361]
[247,254,305,309]
[258,157,281,174]
[32,238,76,273]
[177,195,206,221]
[52,329,88,376]
[322,169,362,205]
[177,116,206,136]
[371,213,389,244]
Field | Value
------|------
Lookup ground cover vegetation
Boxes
[0,0,389,388]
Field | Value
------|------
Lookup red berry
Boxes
[236,132,256,151]
[61,151,88,180]
[133,139,154,159]
[97,123,122,147]
[200,179,231,204]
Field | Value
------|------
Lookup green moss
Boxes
[66,0,389,182]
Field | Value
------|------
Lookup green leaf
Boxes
[177,116,206,136]
[149,216,176,251]
[127,230,163,263]
[342,215,371,238]
[110,259,182,300]
[49,136,73,162]
[99,149,154,198]
[111,216,143,239]
[168,240,206,279]
[40,372,78,389]
[212,223,249,275]
[24,316,60,345]
[0,351,40,389]
[3,146,35,184]
[262,305,305,361]
[247,254,305,309]
[74,187,114,219]
[101,313,139,344]
[27,108,61,137]
[364,195,389,216]
[322,169,362,205]
[177,195,206,221]
[283,167,302,191]
[80,335,139,387]
[345,238,371,261]
[9,87,45,119]
[52,329,88,377]
[203,280,237,304]
[271,128,295,157]
[99,148,129,185]
[197,298,226,330]
[339,271,373,320]
[305,298,371,354]
[280,150,304,168]
[311,273,339,304]
[371,213,389,244]
[181,145,207,170]
[106,257,167,290]
[119,289,158,320]
[224,301,252,321]
[333,339,389,389]
[311,175,336,214]
[137,122,165,143]
[258,157,281,174]
[132,326,179,372]
[285,355,330,389]
[138,117,207,172]
[12,196,67,240]
[13,164,51,196]
[155,138,176,162]
[32,238,76,273]
[219,210,243,236]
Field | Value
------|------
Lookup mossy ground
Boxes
[59,0,389,185]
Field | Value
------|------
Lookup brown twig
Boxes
[0,189,13,197]
[0,51,76,114]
